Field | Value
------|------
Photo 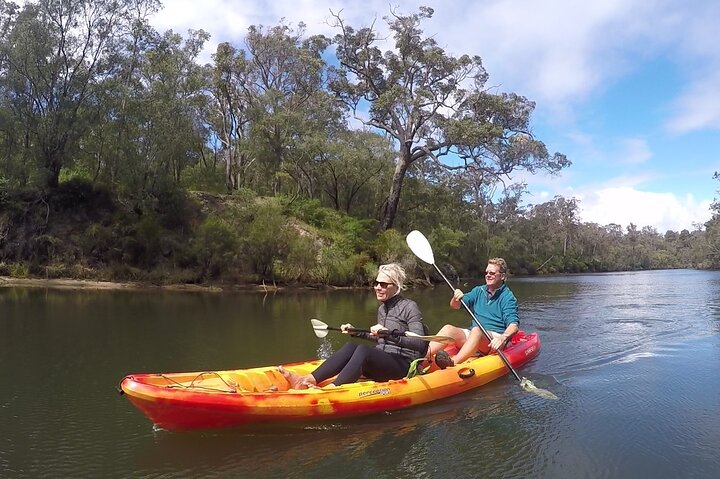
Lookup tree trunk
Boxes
[379,149,411,231]
[46,153,62,189]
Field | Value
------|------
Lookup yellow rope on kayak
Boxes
[159,372,239,393]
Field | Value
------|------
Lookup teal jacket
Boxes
[461,283,519,334]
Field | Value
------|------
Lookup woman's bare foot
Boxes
[278,366,316,390]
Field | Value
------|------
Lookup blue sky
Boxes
[150,0,720,233]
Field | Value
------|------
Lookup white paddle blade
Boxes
[310,318,330,338]
[406,230,435,265]
[310,318,328,329]
[313,329,329,338]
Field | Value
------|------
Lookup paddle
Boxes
[405,230,557,399]
[310,318,455,344]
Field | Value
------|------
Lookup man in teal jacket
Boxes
[428,257,519,368]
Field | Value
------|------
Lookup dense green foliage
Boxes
[0,2,718,287]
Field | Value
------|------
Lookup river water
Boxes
[1,270,719,478]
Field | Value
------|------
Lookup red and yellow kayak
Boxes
[119,331,540,431]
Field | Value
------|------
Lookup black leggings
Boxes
[311,343,412,386]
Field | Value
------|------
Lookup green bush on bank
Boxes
[194,215,239,279]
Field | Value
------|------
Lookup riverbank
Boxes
[0,276,286,293]
[0,275,422,293]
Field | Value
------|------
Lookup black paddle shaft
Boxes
[323,325,401,339]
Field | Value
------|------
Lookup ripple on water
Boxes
[535,335,720,479]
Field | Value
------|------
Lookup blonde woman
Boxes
[280,263,428,388]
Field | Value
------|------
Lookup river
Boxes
[1,269,719,478]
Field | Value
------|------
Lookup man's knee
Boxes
[438,324,460,336]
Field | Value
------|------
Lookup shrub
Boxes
[315,242,358,285]
[370,229,407,263]
[9,262,28,278]
[275,234,320,283]
[240,199,289,278]
[194,216,239,279]
[180,162,226,194]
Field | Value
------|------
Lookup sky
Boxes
[148,0,720,233]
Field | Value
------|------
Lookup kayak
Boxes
[119,331,540,431]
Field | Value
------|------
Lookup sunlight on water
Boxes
[616,351,659,363]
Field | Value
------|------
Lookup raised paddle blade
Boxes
[310,318,330,338]
[406,230,435,265]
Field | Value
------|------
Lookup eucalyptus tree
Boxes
[238,23,342,196]
[208,42,252,192]
[136,29,210,192]
[328,6,569,230]
[556,196,580,256]
[0,1,19,183]
[74,14,158,186]
[524,197,565,259]
[396,158,471,232]
[315,129,393,215]
[625,223,641,268]
[0,0,161,189]
[487,183,528,233]
[574,222,609,268]
[706,172,720,268]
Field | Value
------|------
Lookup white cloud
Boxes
[616,138,652,165]
[663,0,720,132]
[665,73,720,133]
[576,187,712,231]
[147,0,720,130]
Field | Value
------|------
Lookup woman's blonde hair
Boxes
[377,263,407,293]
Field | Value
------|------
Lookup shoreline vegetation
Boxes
[0,184,715,293]
[1,4,718,285]
[0,276,254,293]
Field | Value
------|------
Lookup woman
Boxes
[279,263,428,388]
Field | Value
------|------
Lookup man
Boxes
[428,257,519,368]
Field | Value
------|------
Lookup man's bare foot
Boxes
[278,366,316,390]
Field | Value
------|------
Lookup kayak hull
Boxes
[120,331,540,431]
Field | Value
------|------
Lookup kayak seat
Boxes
[264,369,290,391]
[229,373,255,392]
[230,370,290,392]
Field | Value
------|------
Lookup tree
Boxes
[315,130,393,215]
[329,6,569,230]
[0,0,161,188]
[241,23,340,196]
[139,29,211,189]
[703,172,720,267]
[208,42,252,192]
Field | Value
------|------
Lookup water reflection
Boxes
[3,270,720,478]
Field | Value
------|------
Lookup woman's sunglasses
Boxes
[373,281,394,288]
